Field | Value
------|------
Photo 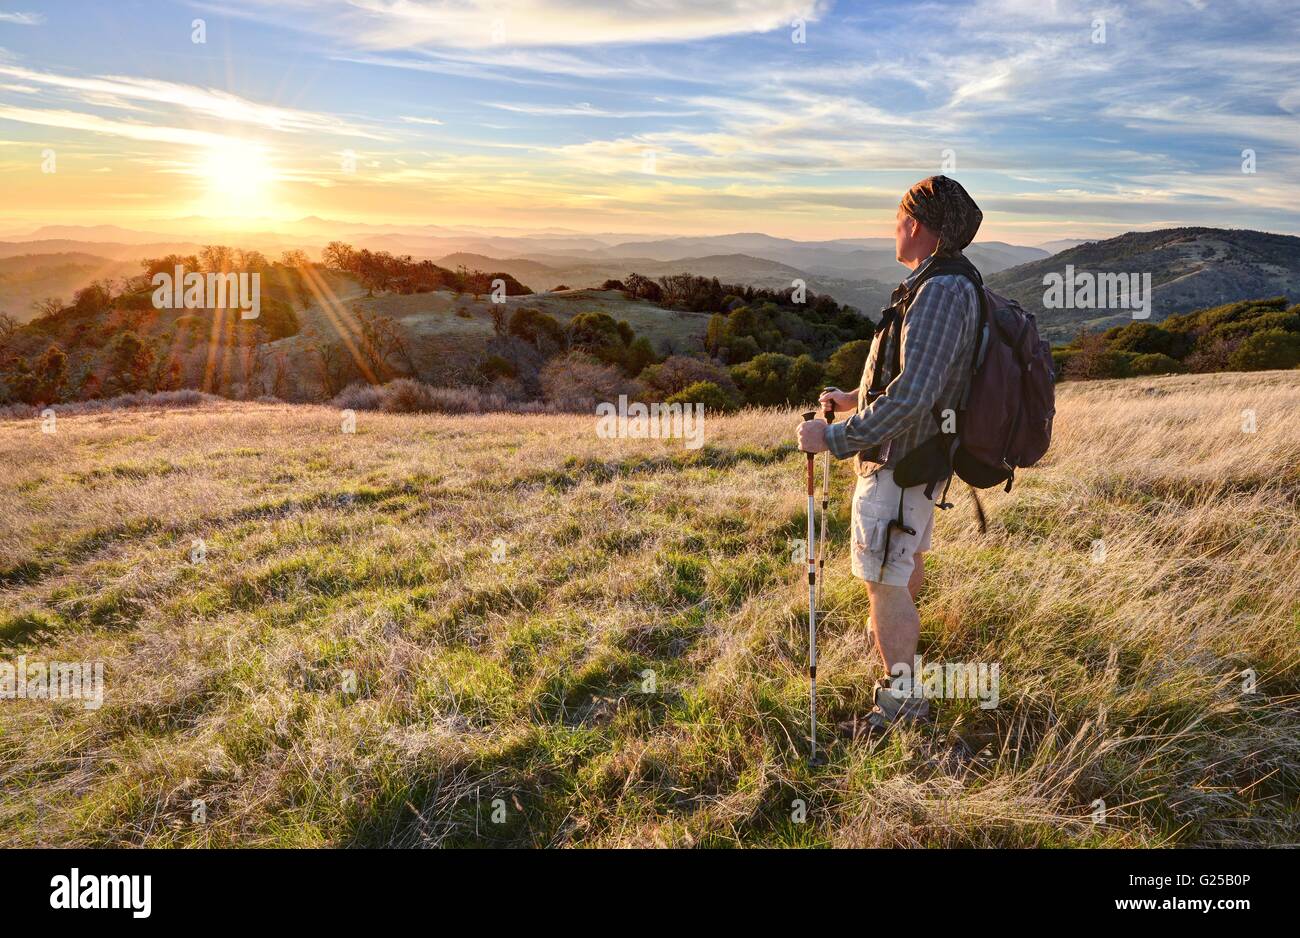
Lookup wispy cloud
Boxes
[0,11,43,25]
[486,101,688,118]
[0,105,229,147]
[0,64,389,139]
[218,0,826,49]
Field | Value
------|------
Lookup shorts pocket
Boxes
[866,517,889,553]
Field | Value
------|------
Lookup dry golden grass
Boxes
[1,369,1297,847]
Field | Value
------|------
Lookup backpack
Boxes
[874,256,1056,508]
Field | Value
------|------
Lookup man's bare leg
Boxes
[867,580,921,678]
[867,552,923,640]
[908,551,925,604]
[847,553,929,735]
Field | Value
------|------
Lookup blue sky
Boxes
[1,0,1297,243]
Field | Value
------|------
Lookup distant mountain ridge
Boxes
[987,227,1300,341]
[435,250,895,317]
[5,223,1298,339]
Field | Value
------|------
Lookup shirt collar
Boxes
[903,254,938,287]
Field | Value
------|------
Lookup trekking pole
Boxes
[815,388,839,613]
[800,411,825,767]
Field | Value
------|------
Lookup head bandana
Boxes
[899,175,983,258]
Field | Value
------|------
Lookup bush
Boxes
[1104,322,1178,357]
[1066,349,1134,381]
[826,338,872,389]
[1051,348,1076,380]
[1184,337,1241,373]
[479,355,517,380]
[719,334,761,365]
[331,382,385,411]
[0,388,217,421]
[567,311,624,362]
[638,355,738,398]
[1227,329,1300,371]
[540,351,641,411]
[255,296,300,340]
[623,336,657,376]
[665,380,739,413]
[600,279,625,292]
[508,307,564,348]
[729,352,825,406]
[1129,353,1185,376]
[333,379,511,413]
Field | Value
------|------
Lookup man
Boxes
[795,175,984,739]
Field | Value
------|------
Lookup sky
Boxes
[0,0,1298,244]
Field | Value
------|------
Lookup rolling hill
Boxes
[436,251,893,316]
[988,228,1300,341]
[0,252,138,321]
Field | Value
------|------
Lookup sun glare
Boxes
[198,140,275,219]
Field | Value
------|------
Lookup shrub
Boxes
[567,311,624,361]
[600,279,625,292]
[1065,349,1134,381]
[1051,348,1076,380]
[730,352,825,406]
[1105,322,1178,357]
[826,339,871,388]
[479,355,517,380]
[665,380,739,413]
[1184,337,1241,373]
[332,379,511,413]
[508,307,564,348]
[623,336,657,376]
[0,388,218,421]
[638,355,738,398]
[540,351,641,411]
[719,334,761,365]
[1227,329,1300,371]
[72,282,113,315]
[1129,353,1185,376]
[331,382,385,411]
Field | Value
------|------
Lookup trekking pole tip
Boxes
[801,411,816,421]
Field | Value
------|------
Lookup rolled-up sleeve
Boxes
[825,276,970,459]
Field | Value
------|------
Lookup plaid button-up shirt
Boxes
[825,254,980,476]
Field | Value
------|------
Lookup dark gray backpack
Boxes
[877,257,1056,506]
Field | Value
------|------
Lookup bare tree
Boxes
[31,297,63,319]
[355,308,416,380]
[303,326,352,398]
[0,311,18,351]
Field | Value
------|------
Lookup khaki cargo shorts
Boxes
[850,468,935,587]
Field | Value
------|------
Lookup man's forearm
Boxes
[825,389,931,458]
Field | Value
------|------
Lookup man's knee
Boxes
[866,579,914,609]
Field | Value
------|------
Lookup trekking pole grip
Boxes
[822,386,839,424]
[800,411,816,493]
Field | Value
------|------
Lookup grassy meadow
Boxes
[1,370,1297,847]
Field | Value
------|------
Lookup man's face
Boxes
[894,208,915,264]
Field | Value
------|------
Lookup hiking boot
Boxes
[838,677,931,741]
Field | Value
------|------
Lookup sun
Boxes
[197,140,276,219]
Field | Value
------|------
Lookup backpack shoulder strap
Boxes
[875,256,986,396]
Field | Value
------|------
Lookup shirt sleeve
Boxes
[825,276,972,459]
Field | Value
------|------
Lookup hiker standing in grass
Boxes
[796,175,985,739]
